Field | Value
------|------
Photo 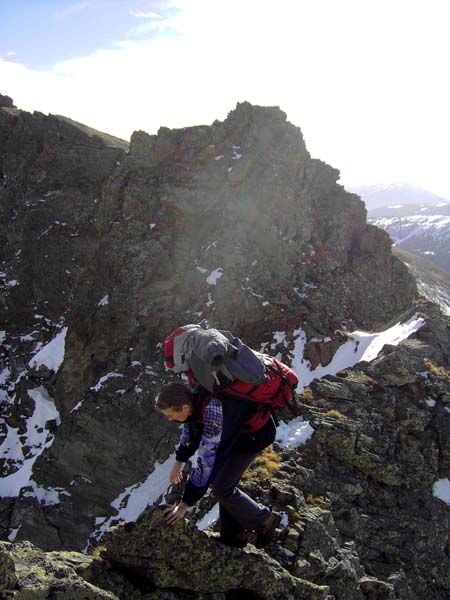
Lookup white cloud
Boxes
[1,0,450,196]
[130,10,162,18]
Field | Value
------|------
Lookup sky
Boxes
[1,0,449,198]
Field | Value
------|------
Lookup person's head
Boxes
[155,382,193,423]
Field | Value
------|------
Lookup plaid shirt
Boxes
[177,398,223,487]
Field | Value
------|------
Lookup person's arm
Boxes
[182,397,223,505]
[165,399,223,524]
[169,423,197,485]
[175,423,194,462]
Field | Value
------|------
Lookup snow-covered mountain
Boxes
[394,247,450,314]
[348,182,449,211]
[369,203,450,272]
[368,201,450,219]
[347,183,450,272]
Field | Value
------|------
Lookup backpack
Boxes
[163,321,299,432]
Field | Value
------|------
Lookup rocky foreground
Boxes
[1,301,449,599]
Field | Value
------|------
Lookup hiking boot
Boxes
[254,511,282,548]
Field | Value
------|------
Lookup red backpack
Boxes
[163,321,299,433]
[218,359,298,432]
[191,359,298,433]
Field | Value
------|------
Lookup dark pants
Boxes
[211,451,270,537]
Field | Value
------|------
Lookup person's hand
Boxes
[170,461,184,485]
[164,502,189,525]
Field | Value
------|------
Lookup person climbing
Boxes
[156,380,282,548]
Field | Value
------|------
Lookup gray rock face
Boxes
[0,97,428,582]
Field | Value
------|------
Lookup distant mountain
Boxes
[347,182,448,211]
[368,201,450,219]
[393,247,450,314]
[348,183,450,273]
[370,203,450,272]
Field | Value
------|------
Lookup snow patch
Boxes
[0,386,60,498]
[275,417,315,449]
[433,479,450,505]
[271,331,288,349]
[89,454,175,544]
[19,331,38,342]
[207,268,224,285]
[70,401,84,413]
[291,315,425,390]
[90,372,124,392]
[23,483,71,506]
[0,367,10,385]
[196,502,220,530]
[280,512,289,526]
[98,295,109,306]
[8,526,21,542]
[28,327,68,372]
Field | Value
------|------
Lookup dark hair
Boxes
[155,382,192,412]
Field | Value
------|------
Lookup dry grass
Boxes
[306,494,326,505]
[424,359,450,381]
[298,387,314,403]
[90,544,106,558]
[243,445,282,483]
[325,409,347,419]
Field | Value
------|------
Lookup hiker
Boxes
[156,321,298,547]
[156,380,281,548]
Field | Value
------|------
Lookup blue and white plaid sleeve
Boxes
[189,398,223,487]
[175,423,195,462]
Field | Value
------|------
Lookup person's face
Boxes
[161,403,192,423]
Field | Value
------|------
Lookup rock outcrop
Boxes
[103,507,331,599]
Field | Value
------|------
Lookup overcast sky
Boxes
[1,0,449,198]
